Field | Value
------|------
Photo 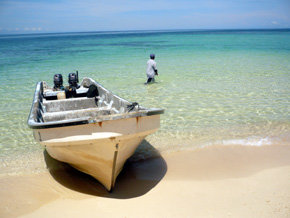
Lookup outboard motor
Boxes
[66,71,80,98]
[53,74,64,90]
[68,72,79,88]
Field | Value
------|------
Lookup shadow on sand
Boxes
[44,140,167,199]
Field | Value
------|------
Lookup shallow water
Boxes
[0,29,289,173]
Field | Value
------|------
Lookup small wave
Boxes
[207,137,273,147]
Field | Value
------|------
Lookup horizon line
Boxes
[1,27,290,37]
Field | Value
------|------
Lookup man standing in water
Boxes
[145,53,158,84]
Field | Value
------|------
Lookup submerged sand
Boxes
[0,144,289,218]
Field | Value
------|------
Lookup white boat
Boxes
[28,73,164,191]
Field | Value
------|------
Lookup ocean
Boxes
[0,29,289,174]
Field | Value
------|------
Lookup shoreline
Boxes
[1,144,289,217]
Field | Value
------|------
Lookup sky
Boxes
[0,0,289,34]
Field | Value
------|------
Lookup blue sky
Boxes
[0,0,289,34]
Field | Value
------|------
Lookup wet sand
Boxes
[1,144,290,218]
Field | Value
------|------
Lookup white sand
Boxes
[1,145,290,218]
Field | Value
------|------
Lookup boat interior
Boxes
[28,73,163,128]
[37,73,140,123]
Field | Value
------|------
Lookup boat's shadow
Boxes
[44,140,167,199]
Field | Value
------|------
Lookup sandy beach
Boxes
[1,144,289,218]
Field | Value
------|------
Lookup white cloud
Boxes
[22,27,42,31]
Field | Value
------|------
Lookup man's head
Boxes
[150,54,155,60]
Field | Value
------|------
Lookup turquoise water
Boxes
[0,30,290,172]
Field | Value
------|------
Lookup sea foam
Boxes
[209,137,273,147]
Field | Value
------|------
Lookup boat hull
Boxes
[33,114,160,191]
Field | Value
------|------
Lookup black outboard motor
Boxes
[53,74,64,90]
[68,72,79,88]
[66,71,80,98]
